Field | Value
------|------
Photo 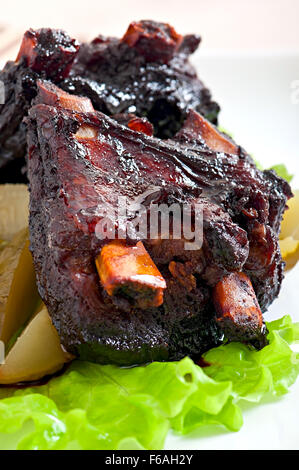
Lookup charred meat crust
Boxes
[0,29,79,181]
[62,20,220,138]
[0,21,292,365]
[0,21,219,181]
[0,59,36,177]
[16,28,80,82]
[26,100,291,364]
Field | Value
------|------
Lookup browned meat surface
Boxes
[0,21,219,182]
[63,20,220,139]
[26,82,292,365]
[0,29,79,182]
[0,20,292,365]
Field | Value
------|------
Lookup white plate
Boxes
[165,53,299,450]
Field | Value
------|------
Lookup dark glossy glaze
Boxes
[26,99,291,365]
[63,20,219,138]
[0,21,219,181]
[0,29,79,180]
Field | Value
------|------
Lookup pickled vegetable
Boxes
[0,228,39,344]
[280,189,299,270]
[0,184,29,242]
[0,306,73,384]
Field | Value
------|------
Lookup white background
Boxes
[0,0,299,61]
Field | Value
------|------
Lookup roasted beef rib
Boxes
[0,21,219,182]
[62,20,220,138]
[0,28,79,182]
[26,82,292,365]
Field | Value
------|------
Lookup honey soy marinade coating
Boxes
[0,20,219,182]
[26,80,291,364]
[0,20,292,365]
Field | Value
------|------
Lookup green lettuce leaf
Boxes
[0,315,298,450]
[250,160,293,181]
[269,164,294,183]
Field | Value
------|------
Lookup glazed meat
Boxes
[26,82,292,365]
[0,21,219,182]
[0,28,79,182]
[62,20,219,138]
